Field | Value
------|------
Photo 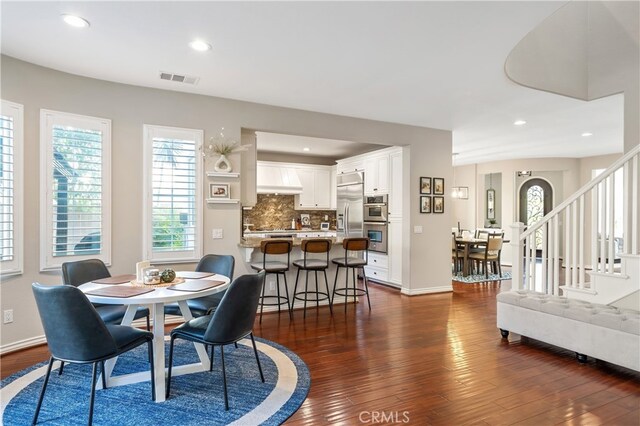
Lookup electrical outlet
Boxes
[3,309,13,324]
[269,281,275,291]
[414,225,423,234]
[211,229,223,239]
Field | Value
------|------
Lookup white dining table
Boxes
[79,273,230,402]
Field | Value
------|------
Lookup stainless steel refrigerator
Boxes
[336,171,364,238]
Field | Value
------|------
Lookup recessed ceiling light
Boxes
[581,132,593,137]
[303,147,310,152]
[61,14,90,28]
[189,39,212,52]
[513,120,527,126]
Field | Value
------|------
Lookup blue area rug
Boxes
[1,337,309,425]
[452,271,512,283]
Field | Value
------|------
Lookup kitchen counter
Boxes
[239,236,343,249]
[237,234,359,312]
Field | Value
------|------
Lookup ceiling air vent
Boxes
[159,71,200,85]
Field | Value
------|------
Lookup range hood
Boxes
[256,162,303,194]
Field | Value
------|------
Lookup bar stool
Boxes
[331,237,371,312]
[291,239,333,318]
[250,239,293,322]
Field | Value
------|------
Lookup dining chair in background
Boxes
[468,235,504,278]
[452,233,464,273]
[31,283,154,425]
[163,254,235,318]
[166,271,266,410]
[61,259,151,330]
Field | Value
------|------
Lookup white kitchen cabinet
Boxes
[295,166,332,210]
[295,168,316,208]
[364,251,389,282]
[388,217,403,285]
[388,150,403,217]
[336,158,364,175]
[364,155,389,195]
[364,265,389,283]
[368,252,388,269]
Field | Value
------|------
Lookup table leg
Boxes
[151,303,166,402]
[100,305,139,388]
[177,301,210,366]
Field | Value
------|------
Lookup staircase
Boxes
[511,145,640,305]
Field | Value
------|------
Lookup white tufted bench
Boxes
[497,290,640,371]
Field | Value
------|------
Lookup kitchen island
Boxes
[238,235,362,311]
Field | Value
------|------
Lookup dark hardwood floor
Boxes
[2,277,639,425]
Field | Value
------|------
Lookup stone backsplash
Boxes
[243,194,336,231]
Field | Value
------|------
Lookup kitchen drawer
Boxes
[364,265,388,283]
[367,252,388,269]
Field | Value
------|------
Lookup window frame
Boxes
[39,109,112,271]
[142,124,203,264]
[0,100,24,276]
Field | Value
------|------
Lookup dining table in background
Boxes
[455,237,487,276]
[79,273,231,402]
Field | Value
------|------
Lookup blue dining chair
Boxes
[31,283,155,425]
[62,259,151,329]
[166,271,265,410]
[163,254,235,317]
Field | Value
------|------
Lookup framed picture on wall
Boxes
[487,189,495,219]
[420,177,431,194]
[209,183,230,199]
[433,178,445,195]
[420,196,431,213]
[433,196,444,213]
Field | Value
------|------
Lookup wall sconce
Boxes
[517,170,532,177]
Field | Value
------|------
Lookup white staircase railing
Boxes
[511,145,640,296]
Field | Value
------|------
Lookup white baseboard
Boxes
[401,285,453,296]
[0,335,47,355]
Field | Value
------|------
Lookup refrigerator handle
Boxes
[345,203,349,235]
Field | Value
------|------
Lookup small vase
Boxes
[214,154,232,173]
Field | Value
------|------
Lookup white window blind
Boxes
[0,101,23,276]
[40,110,111,270]
[143,125,202,263]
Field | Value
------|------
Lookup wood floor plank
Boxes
[2,276,639,425]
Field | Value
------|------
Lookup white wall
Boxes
[450,164,477,230]
[0,56,453,351]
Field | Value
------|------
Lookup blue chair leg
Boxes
[32,356,54,425]
[250,333,265,383]
[88,362,98,425]
[166,336,176,399]
[209,345,215,372]
[147,340,155,402]
[221,345,229,410]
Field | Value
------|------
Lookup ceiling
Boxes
[0,1,626,164]
[255,132,383,160]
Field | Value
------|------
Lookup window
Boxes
[0,101,24,276]
[143,125,202,263]
[40,110,111,270]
